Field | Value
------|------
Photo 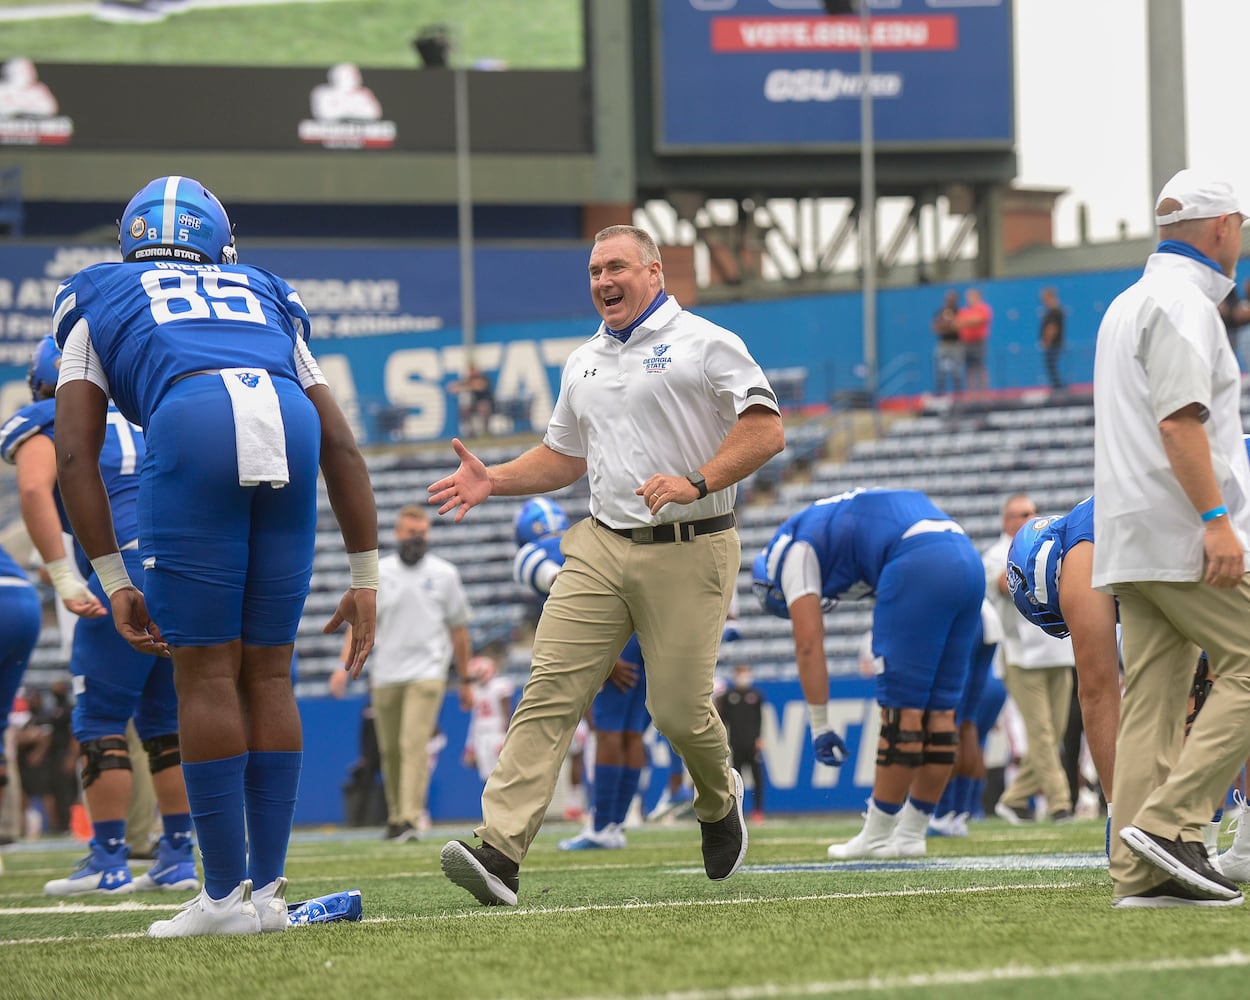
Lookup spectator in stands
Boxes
[1038,287,1066,393]
[752,488,984,859]
[334,504,471,844]
[1092,167,1250,908]
[448,364,496,438]
[430,224,783,905]
[5,336,198,893]
[715,664,767,824]
[956,288,992,392]
[931,290,963,395]
[0,543,41,862]
[52,175,379,936]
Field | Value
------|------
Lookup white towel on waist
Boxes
[220,368,289,488]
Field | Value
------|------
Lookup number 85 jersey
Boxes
[52,260,314,428]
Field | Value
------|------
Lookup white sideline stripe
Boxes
[0,882,1086,943]
[554,951,1250,1000]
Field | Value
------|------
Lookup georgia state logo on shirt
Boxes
[643,344,672,374]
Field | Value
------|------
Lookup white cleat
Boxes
[253,876,290,933]
[147,879,261,938]
[827,801,901,860]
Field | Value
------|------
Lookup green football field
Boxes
[0,0,583,69]
[3,814,1249,1000]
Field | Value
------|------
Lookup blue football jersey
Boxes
[0,397,145,577]
[763,488,957,602]
[1006,496,1094,639]
[52,260,312,428]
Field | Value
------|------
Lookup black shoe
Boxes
[1119,825,1242,901]
[440,840,519,906]
[384,822,420,843]
[700,769,747,881]
[1050,809,1074,824]
[1113,877,1244,908]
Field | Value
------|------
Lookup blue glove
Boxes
[813,730,848,767]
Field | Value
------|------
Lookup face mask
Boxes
[398,536,428,566]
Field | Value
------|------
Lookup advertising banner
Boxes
[654,0,1013,152]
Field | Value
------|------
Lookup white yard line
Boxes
[0,0,355,23]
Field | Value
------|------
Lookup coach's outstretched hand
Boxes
[428,437,492,522]
[813,730,849,768]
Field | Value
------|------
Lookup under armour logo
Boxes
[583,369,597,378]
[103,871,126,885]
[235,372,261,388]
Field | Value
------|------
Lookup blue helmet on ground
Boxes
[27,335,61,400]
[513,498,569,545]
[1005,514,1069,639]
[118,175,237,266]
[752,546,791,619]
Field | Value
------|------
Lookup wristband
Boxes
[347,549,380,590]
[90,552,134,598]
[1201,505,1229,523]
[46,557,89,602]
[808,702,829,734]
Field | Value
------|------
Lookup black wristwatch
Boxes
[686,471,708,499]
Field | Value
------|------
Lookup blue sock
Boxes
[593,764,622,832]
[952,776,974,815]
[162,812,194,849]
[613,766,642,826]
[92,819,126,853]
[182,752,248,900]
[908,797,939,816]
[244,750,302,890]
[873,797,902,816]
[1213,807,1224,824]
[936,781,957,816]
[968,778,986,818]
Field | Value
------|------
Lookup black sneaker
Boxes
[384,822,420,843]
[1120,825,1242,901]
[1050,809,1075,824]
[1113,877,1245,908]
[700,769,747,881]
[994,801,1036,825]
[440,840,519,906]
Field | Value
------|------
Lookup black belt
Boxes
[594,512,736,544]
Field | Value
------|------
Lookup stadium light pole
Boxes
[414,25,476,361]
[858,1,877,402]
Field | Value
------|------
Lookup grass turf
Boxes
[2,813,1248,999]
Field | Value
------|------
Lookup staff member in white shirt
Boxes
[334,504,470,844]
[1093,168,1250,909]
[429,225,784,905]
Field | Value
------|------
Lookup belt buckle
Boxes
[630,526,654,544]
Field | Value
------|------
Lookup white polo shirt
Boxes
[371,551,469,687]
[1092,251,1250,589]
[544,296,779,528]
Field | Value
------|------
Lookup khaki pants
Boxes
[478,517,739,863]
[999,663,1072,815]
[1110,578,1250,896]
[372,677,446,828]
[125,720,157,852]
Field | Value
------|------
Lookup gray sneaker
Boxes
[1120,825,1242,901]
[699,769,747,881]
[440,840,519,906]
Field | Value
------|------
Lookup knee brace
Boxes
[877,707,925,768]
[80,736,131,789]
[141,733,182,775]
[922,729,959,766]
